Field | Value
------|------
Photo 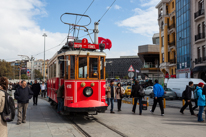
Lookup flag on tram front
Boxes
[98,37,112,50]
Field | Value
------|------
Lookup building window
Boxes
[162,53,164,62]
[198,24,201,34]
[161,22,164,31]
[199,0,204,10]
[172,2,174,9]
[197,47,201,58]
[162,36,164,47]
[203,46,206,58]
[202,21,205,34]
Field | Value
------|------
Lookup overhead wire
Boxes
[98,0,117,22]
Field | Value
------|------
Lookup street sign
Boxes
[128,65,134,72]
[128,72,134,78]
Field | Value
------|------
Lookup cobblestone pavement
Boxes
[7,98,82,137]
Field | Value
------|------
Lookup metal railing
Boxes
[168,23,175,30]
[195,33,205,41]
[195,57,203,64]
[168,41,175,47]
[194,9,205,19]
[169,59,176,64]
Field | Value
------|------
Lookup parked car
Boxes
[149,88,177,100]
[166,78,206,99]
[125,86,132,96]
[144,86,153,95]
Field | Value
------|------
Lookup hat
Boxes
[198,82,204,87]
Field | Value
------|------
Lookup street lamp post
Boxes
[42,33,47,82]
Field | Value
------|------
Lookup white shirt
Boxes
[41,84,46,90]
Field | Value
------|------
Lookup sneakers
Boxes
[180,111,184,114]
[150,109,153,114]
[161,114,164,116]
[110,111,115,114]
[22,120,26,123]
[16,122,21,125]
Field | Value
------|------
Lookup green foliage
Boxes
[0,59,14,79]
[106,73,109,78]
[123,76,129,79]
[115,76,120,79]
[34,69,43,80]
[21,74,28,79]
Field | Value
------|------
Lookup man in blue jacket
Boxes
[150,80,164,116]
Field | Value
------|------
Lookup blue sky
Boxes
[0,0,160,61]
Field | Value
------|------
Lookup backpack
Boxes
[0,90,16,122]
[193,89,198,99]
[138,86,145,97]
[182,90,186,99]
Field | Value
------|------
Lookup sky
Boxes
[0,0,160,61]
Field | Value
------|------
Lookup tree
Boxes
[21,74,28,79]
[123,76,129,79]
[34,69,43,80]
[115,76,120,79]
[0,59,14,79]
[106,73,109,78]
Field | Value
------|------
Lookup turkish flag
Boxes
[98,37,112,50]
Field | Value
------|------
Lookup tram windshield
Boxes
[79,57,87,78]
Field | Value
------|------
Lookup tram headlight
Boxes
[99,43,105,52]
[83,87,93,97]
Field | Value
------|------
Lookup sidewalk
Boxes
[7,98,82,137]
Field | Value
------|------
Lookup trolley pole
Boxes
[42,33,47,82]
[94,22,99,44]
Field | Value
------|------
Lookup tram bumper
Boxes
[66,100,108,113]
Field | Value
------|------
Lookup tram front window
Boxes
[89,58,98,78]
[79,57,87,78]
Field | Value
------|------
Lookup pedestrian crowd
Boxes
[106,79,206,122]
[0,77,47,137]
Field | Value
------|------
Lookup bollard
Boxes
[163,98,166,109]
[182,99,185,106]
[147,97,149,106]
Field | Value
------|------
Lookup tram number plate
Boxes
[88,111,97,115]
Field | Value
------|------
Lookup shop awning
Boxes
[192,66,206,72]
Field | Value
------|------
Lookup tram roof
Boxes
[48,50,106,65]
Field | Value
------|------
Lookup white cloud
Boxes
[0,0,67,61]
[114,5,121,10]
[116,1,159,37]
[141,0,160,7]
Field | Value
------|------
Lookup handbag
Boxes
[142,100,147,110]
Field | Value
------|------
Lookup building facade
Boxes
[138,33,164,84]
[105,56,144,79]
[42,59,49,79]
[175,0,192,78]
[156,0,177,78]
[191,0,206,82]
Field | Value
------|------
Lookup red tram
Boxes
[47,13,112,114]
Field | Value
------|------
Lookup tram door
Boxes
[58,56,65,86]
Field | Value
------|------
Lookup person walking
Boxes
[196,82,205,122]
[0,77,9,137]
[31,80,41,105]
[106,80,115,113]
[115,83,125,111]
[14,81,33,125]
[40,82,46,98]
[56,84,64,114]
[180,81,197,116]
[131,80,143,115]
[150,80,165,116]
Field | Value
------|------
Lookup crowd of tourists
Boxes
[106,79,206,122]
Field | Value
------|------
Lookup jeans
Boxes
[198,106,204,122]
[33,95,38,105]
[107,98,114,112]
[180,99,194,115]
[132,97,142,114]
[117,99,122,111]
[192,99,198,110]
[152,97,164,114]
[57,97,64,112]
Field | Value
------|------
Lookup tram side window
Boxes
[59,57,64,78]
[70,56,75,79]
[79,57,87,78]
[54,61,56,77]
[100,57,104,79]
[89,58,98,78]
[65,56,68,79]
